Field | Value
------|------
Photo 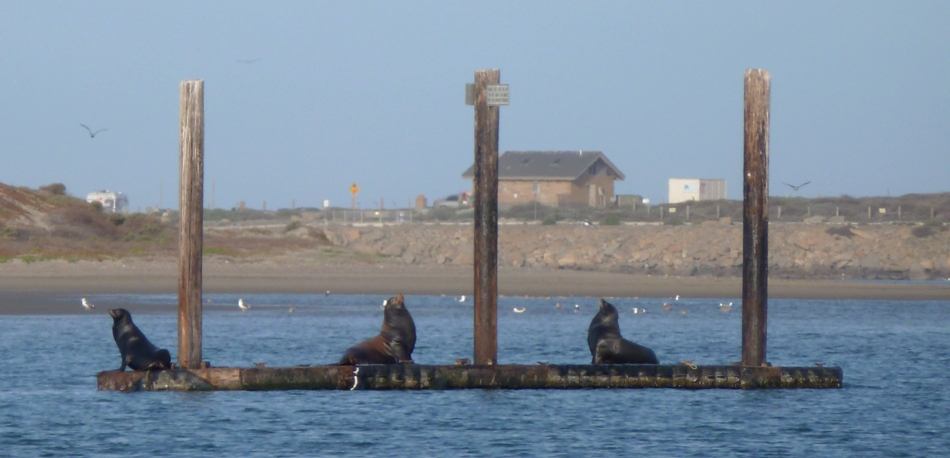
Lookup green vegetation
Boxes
[602,214,621,226]
[39,183,66,196]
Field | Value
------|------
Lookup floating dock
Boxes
[97,364,842,392]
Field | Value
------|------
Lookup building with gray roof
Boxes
[462,151,624,207]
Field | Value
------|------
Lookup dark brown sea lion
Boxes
[109,308,172,371]
[588,299,659,364]
[337,294,416,365]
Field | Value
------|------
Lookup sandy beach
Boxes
[1,258,947,314]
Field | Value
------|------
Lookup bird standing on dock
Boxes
[81,298,95,311]
[238,299,250,311]
[80,124,107,138]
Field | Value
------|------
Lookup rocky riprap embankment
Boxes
[317,222,950,281]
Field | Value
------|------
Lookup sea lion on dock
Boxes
[588,299,659,365]
[337,294,416,365]
[109,308,172,371]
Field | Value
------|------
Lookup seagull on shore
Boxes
[325,290,330,296]
[512,307,526,314]
[238,299,250,311]
[574,304,580,312]
[719,302,733,312]
[80,124,107,138]
[81,298,95,311]
[555,302,562,310]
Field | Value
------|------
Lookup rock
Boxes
[909,263,929,280]
[850,229,873,239]
[343,228,361,243]
[557,254,576,267]
[285,227,311,238]
[363,230,385,242]
[380,244,403,257]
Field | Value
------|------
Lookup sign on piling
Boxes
[471,69,502,365]
[742,69,770,367]
[178,80,204,369]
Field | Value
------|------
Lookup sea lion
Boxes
[588,299,659,365]
[109,308,172,371]
[337,294,416,365]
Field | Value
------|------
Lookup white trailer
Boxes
[86,190,129,213]
[668,179,727,204]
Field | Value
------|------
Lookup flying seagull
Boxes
[783,181,811,191]
[237,58,261,64]
[81,297,95,311]
[80,124,107,138]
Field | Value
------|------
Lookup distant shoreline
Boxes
[1,258,947,314]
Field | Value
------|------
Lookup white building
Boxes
[86,190,130,213]
[668,179,727,204]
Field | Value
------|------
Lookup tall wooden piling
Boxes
[178,80,204,369]
[472,69,500,365]
[742,69,770,367]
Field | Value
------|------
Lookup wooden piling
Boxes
[472,69,500,365]
[742,69,770,367]
[96,364,843,391]
[178,80,204,369]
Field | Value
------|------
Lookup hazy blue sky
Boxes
[2,1,947,211]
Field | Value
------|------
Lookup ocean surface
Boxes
[1,293,948,457]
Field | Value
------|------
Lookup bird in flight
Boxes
[81,297,95,311]
[80,124,107,138]
[783,181,811,191]
[237,58,261,64]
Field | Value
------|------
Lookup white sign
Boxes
[486,84,509,106]
[323,199,330,208]
[465,84,475,105]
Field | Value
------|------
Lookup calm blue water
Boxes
[1,294,949,457]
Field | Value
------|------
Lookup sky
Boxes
[1,1,948,211]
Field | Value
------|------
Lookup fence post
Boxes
[178,80,204,370]
[741,69,770,368]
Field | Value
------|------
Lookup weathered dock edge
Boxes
[97,364,842,391]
